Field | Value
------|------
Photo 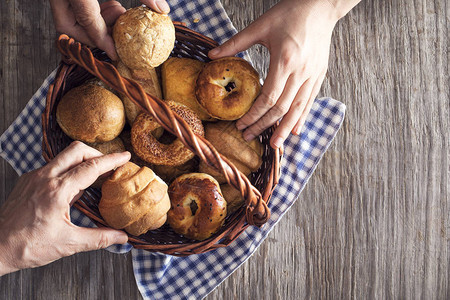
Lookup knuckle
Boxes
[96,232,111,249]
[260,91,278,107]
[85,157,101,171]
[273,103,290,115]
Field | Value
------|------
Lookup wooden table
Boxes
[1,0,448,298]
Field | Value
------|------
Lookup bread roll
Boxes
[99,162,170,236]
[116,60,162,124]
[168,173,226,240]
[220,184,244,215]
[162,57,213,121]
[56,83,125,143]
[195,57,261,120]
[199,121,263,183]
[113,6,175,69]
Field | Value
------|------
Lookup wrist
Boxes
[0,232,19,276]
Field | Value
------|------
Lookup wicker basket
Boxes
[41,23,281,256]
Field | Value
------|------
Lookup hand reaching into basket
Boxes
[49,0,170,60]
[209,0,361,149]
[0,142,130,276]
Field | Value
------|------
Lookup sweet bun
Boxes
[131,101,204,166]
[113,6,175,69]
[161,57,213,121]
[195,57,261,120]
[167,173,226,240]
[199,121,263,183]
[99,162,170,236]
[116,60,162,124]
[56,83,125,143]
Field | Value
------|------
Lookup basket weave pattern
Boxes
[41,24,280,256]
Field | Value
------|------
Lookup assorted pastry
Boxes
[55,6,263,241]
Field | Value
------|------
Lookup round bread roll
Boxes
[56,83,125,143]
[168,173,227,241]
[99,162,170,236]
[195,57,261,120]
[162,57,213,121]
[199,121,263,183]
[131,101,204,166]
[113,6,175,69]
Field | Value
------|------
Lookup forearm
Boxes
[0,235,18,276]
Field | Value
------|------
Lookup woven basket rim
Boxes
[41,23,281,256]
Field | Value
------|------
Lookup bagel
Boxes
[195,57,261,120]
[167,173,227,240]
[131,101,204,166]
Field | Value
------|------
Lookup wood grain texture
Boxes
[1,0,448,299]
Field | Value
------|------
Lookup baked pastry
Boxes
[131,101,204,166]
[199,121,263,183]
[56,83,125,143]
[220,184,244,215]
[167,173,226,240]
[99,162,170,236]
[195,57,261,120]
[116,60,163,124]
[161,57,213,121]
[113,6,175,69]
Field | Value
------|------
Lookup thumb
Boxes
[209,24,261,59]
[72,227,128,252]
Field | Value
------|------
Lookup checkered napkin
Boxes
[0,0,346,299]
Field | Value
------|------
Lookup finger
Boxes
[269,79,315,148]
[100,1,126,27]
[208,21,262,59]
[63,151,131,192]
[45,141,104,177]
[140,0,170,14]
[292,71,326,135]
[70,226,128,253]
[68,0,118,60]
[236,55,291,131]
[241,74,304,141]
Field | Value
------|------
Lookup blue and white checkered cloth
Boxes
[0,0,346,299]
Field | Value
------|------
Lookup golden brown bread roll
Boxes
[199,121,263,183]
[113,6,175,69]
[116,60,163,124]
[220,184,244,215]
[99,162,170,236]
[161,57,213,121]
[195,57,261,120]
[167,173,226,240]
[56,83,125,143]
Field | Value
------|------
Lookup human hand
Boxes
[209,0,347,149]
[49,0,170,60]
[0,141,131,276]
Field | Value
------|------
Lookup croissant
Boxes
[99,162,170,236]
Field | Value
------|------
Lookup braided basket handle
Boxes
[56,34,271,226]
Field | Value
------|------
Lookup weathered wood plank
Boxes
[0,0,448,299]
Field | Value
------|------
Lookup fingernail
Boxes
[236,122,246,130]
[272,137,283,148]
[209,47,220,57]
[156,1,170,14]
[243,133,254,141]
